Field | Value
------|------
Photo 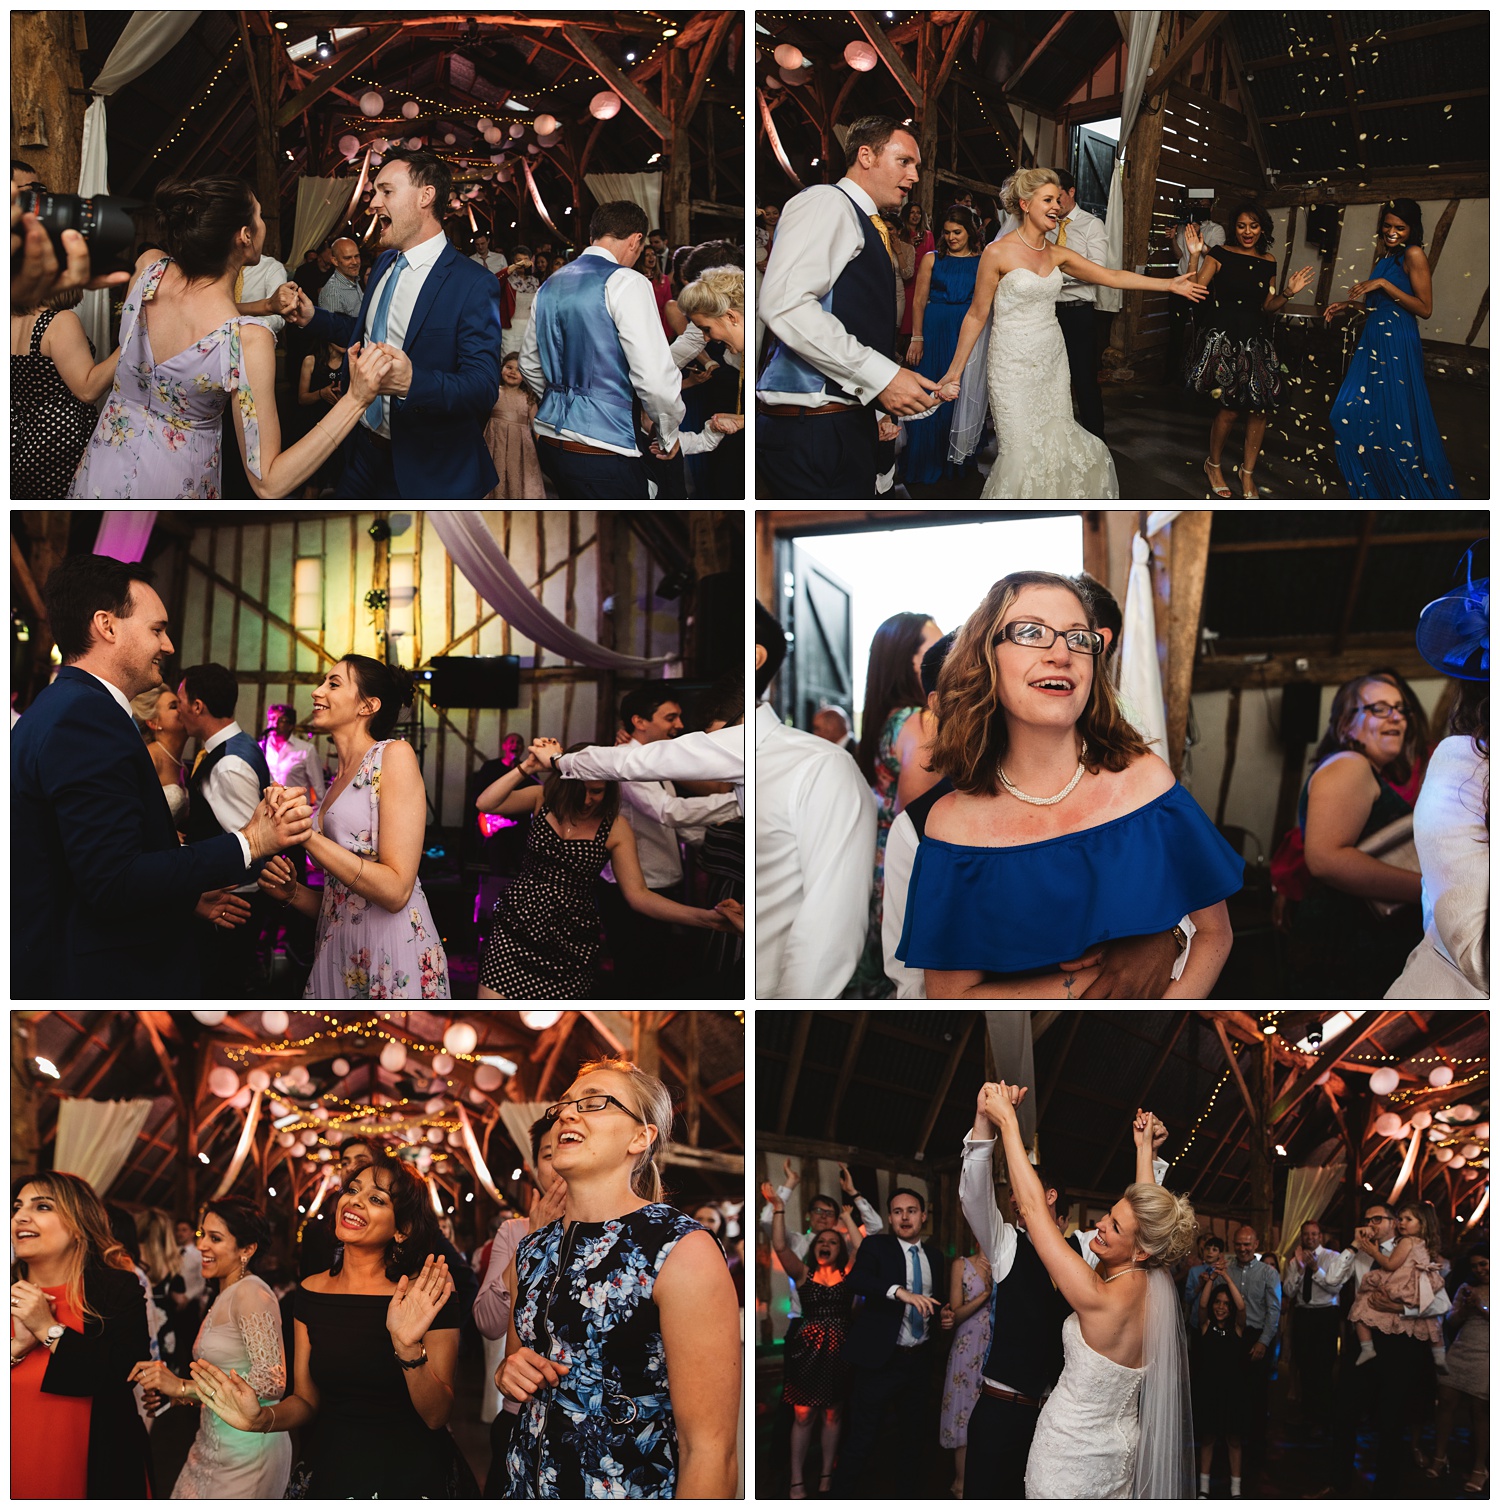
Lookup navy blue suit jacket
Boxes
[11,667,248,998]
[843,1231,950,1371]
[308,240,502,498]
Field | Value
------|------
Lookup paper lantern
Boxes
[261,1010,289,1036]
[300,1129,319,1147]
[1434,1146,1453,1162]
[538,131,562,149]
[765,73,784,91]
[1464,1167,1481,1181]
[326,1129,343,1145]
[447,1130,464,1147]
[1429,1065,1455,1088]
[331,1057,350,1078]
[590,90,622,120]
[509,123,526,139]
[278,1131,298,1148]
[1452,1105,1479,1123]
[338,134,361,160]
[247,1068,271,1092]
[844,40,879,71]
[1410,1109,1433,1129]
[360,91,384,117]
[497,165,512,182]
[1374,1111,1403,1137]
[1475,1122,1491,1139]
[1315,1070,1332,1085]
[406,136,423,150]
[416,1148,432,1171]
[1428,1127,1447,1142]
[780,65,810,86]
[1396,1123,1412,1140]
[521,1010,564,1031]
[401,100,420,119]
[1369,1067,1400,1096]
[773,43,804,69]
[444,1022,478,1056]
[208,1066,240,1099]
[231,1087,252,1109]
[1450,1156,1468,1169]
[379,1040,408,1073]
[534,113,558,136]
[483,127,503,146]
[1463,1143,1483,1160]
[477,117,493,133]
[468,1088,486,1105]
[432,1053,456,1076]
[444,133,456,145]
[192,1010,227,1027]
[427,1127,445,1144]
[370,153,383,167]
[474,1064,504,1092]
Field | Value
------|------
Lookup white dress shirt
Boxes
[1324,1236,1394,1292]
[889,1239,934,1347]
[755,701,876,998]
[519,245,685,456]
[997,204,1108,303]
[198,722,265,894]
[1282,1245,1342,1309]
[178,1243,206,1303]
[882,808,925,998]
[1175,219,1226,275]
[618,770,738,891]
[470,250,508,276]
[557,725,745,815]
[757,176,901,408]
[240,254,289,336]
[261,730,326,803]
[364,227,449,438]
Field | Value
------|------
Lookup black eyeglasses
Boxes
[1358,701,1408,720]
[995,622,1104,656]
[543,1093,640,1123]
[1364,1213,1393,1223]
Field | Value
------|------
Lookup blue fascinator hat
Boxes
[1415,546,1488,681]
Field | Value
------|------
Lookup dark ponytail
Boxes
[153,176,258,281]
[341,654,415,740]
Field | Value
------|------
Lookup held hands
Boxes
[386,1253,455,1350]
[271,282,315,324]
[256,853,299,904]
[714,898,745,934]
[127,1359,183,1402]
[940,1303,956,1330]
[246,785,314,860]
[876,417,900,443]
[10,1280,55,1340]
[188,1360,263,1432]
[978,1080,1026,1128]
[876,365,946,417]
[497,1345,570,1403]
[195,886,253,930]
[709,413,745,435]
[527,1177,568,1234]
[1168,273,1209,303]
[372,342,413,397]
[345,341,395,408]
[528,737,563,771]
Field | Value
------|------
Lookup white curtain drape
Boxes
[584,172,662,230]
[93,512,157,562]
[430,513,672,672]
[77,11,202,357]
[54,1097,154,1196]
[1119,529,1168,753]
[1278,1159,1346,1259]
[289,176,360,270]
[497,1101,551,1177]
[1099,10,1162,315]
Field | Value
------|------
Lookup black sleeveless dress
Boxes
[1185,246,1281,413]
[783,1274,854,1407]
[12,308,102,498]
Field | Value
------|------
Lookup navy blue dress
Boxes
[896,782,1243,974]
[905,252,981,487]
[1331,252,1459,498]
[503,1205,710,1498]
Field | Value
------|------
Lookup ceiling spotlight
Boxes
[315,31,334,61]
[1274,1144,1287,1157]
[1307,1023,1323,1048]
[663,27,678,37]
[274,19,288,30]
[1262,1020,1277,1036]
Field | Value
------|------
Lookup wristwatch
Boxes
[1171,925,1189,954]
[44,1324,65,1349]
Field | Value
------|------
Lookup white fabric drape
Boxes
[584,172,662,230]
[1099,10,1161,315]
[430,513,672,672]
[53,1097,154,1196]
[93,512,158,562]
[497,1101,551,1177]
[1119,530,1168,753]
[77,11,202,357]
[289,176,359,270]
[1277,1160,1345,1259]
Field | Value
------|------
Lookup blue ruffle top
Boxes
[895,782,1244,975]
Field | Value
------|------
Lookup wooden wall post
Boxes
[915,17,939,226]
[664,48,692,250]
[242,18,283,259]
[11,13,88,196]
[1153,511,1213,776]
[1118,21,1173,366]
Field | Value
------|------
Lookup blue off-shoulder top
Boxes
[895,783,1244,975]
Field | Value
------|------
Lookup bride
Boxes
[982,1081,1195,1499]
[936,169,1207,499]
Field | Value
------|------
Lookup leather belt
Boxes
[756,400,855,417]
[981,1383,1043,1408]
[360,429,392,453]
[537,434,617,457]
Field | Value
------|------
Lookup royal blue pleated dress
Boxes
[895,783,1243,975]
[904,252,981,488]
[1331,252,1459,499]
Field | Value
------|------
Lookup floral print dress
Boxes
[503,1205,711,1498]
[303,740,450,999]
[69,256,270,499]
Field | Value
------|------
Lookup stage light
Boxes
[625,51,636,62]
[1274,1144,1287,1157]
[1362,1181,1373,1191]
[315,31,334,61]
[268,1185,277,1197]
[647,152,661,164]
[34,1057,60,1079]
[198,1151,211,1164]
[274,19,288,29]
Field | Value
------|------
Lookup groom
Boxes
[958,1087,1169,1497]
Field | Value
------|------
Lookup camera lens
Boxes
[18,189,137,274]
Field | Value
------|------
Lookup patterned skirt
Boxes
[1186,326,1281,413]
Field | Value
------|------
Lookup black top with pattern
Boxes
[480,803,615,997]
[503,1204,710,1499]
[12,309,101,499]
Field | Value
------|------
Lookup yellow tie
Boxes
[191,749,206,777]
[233,268,245,306]
[1056,218,1069,249]
[868,213,896,263]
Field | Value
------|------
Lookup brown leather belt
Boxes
[360,429,392,453]
[981,1383,1043,1408]
[756,400,855,418]
[538,434,615,457]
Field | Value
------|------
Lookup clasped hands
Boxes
[269,283,410,397]
[10,1278,55,1346]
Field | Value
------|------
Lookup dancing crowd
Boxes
[761,1094,1490,1499]
[11,153,744,501]
[12,1057,742,1499]
[755,116,1463,500]
[754,553,1489,1001]
[13,552,747,1001]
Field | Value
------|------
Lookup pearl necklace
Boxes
[1017,227,1047,251]
[998,746,1087,806]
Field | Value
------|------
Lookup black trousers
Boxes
[830,1342,935,1496]
[756,405,877,499]
[1240,1333,1275,1485]
[484,1407,517,1497]
[962,1389,1042,1499]
[538,439,648,499]
[1372,1330,1435,1497]
[198,892,266,997]
[596,879,684,998]
[1291,1305,1341,1426]
[1055,302,1106,441]
[337,426,400,499]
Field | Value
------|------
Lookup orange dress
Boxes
[11,1285,92,1499]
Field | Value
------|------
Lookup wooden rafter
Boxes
[1332,513,1376,654]
[825,1012,869,1141]
[1089,1012,1188,1187]
[683,11,735,124]
[1146,12,1229,105]
[915,1018,976,1157]
[934,12,978,97]
[1003,11,1072,94]
[561,25,672,140]
[851,12,922,107]
[1270,1011,1400,1124]
[776,1015,812,1136]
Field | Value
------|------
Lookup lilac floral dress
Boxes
[69,256,269,499]
[304,740,450,999]
[939,1256,991,1449]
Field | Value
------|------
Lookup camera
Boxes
[14,188,137,274]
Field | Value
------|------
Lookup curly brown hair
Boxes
[928,572,1150,796]
[1309,673,1424,789]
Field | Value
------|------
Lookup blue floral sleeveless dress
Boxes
[503,1205,710,1498]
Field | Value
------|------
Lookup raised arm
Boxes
[475,754,547,817]
[761,1183,808,1284]
[1055,246,1207,303]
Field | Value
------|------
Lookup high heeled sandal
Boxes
[1464,1468,1487,1494]
[1241,468,1260,499]
[1203,458,1231,498]
[790,1483,806,1500]
[1423,1454,1449,1478]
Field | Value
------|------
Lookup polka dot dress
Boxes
[783,1273,854,1408]
[12,309,101,498]
[479,803,615,997]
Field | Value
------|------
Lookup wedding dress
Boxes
[980,267,1118,500]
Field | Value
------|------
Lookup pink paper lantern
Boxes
[1410,1109,1433,1129]
[379,1040,408,1073]
[1462,1143,1483,1160]
[773,43,804,69]
[208,1066,240,1099]
[474,1064,504,1092]
[509,123,526,139]
[765,73,784,91]
[1315,1070,1332,1085]
[1369,1066,1400,1096]
[477,117,493,133]
[780,65,810,87]
[444,133,457,145]
[1450,1155,1468,1169]
[359,91,384,117]
[1374,1111,1403,1137]
[534,113,558,136]
[844,40,879,71]
[406,136,423,150]
[338,135,360,159]
[401,100,420,119]
[247,1069,271,1092]
[1429,1065,1455,1088]
[590,90,622,120]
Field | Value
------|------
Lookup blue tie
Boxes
[906,1242,925,1343]
[363,251,408,432]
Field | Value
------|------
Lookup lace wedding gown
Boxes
[982,267,1119,500]
[1024,1312,1143,1499]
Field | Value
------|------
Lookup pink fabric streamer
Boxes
[93,512,158,562]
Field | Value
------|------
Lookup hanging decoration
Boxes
[457,1104,505,1205]
[521,160,565,237]
[1368,1066,1400,1096]
[590,90,622,120]
[359,90,384,117]
[212,1089,264,1199]
[758,89,805,191]
[844,39,878,71]
[773,43,804,69]
[534,113,559,136]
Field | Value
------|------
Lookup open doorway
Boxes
[772,513,1085,738]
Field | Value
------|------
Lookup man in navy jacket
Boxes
[277,148,502,499]
[831,1186,950,1494]
[12,555,314,998]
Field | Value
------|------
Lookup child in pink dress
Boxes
[485,352,543,500]
[1350,1201,1447,1370]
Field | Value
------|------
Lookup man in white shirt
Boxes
[260,703,326,803]
[1281,1218,1341,1432]
[754,602,874,997]
[469,231,507,278]
[757,115,947,498]
[551,724,745,816]
[521,200,684,499]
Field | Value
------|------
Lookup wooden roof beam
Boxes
[934,12,978,97]
[1271,1010,1400,1124]
[683,10,735,125]
[275,25,401,128]
[1332,513,1376,654]
[1214,1015,1260,1124]
[1148,11,1229,104]
[561,25,672,140]
[1219,22,1273,186]
[1003,11,1072,95]
[1242,12,1485,71]
[850,12,922,109]
[655,1043,741,1149]
[1259,87,1487,125]
[916,1017,976,1157]
[825,1011,869,1141]
[1089,1012,1189,1187]
[775,1015,812,1136]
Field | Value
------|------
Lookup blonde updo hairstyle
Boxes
[677,265,746,320]
[574,1056,674,1203]
[1001,167,1061,219]
[1123,1182,1199,1268]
